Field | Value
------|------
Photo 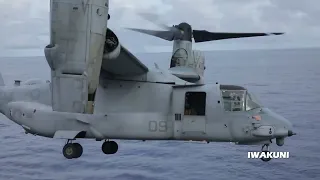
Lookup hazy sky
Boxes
[0,0,320,56]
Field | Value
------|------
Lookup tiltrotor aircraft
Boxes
[0,0,296,162]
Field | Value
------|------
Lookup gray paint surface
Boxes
[0,52,295,146]
[0,48,318,179]
[46,0,109,114]
[0,0,299,173]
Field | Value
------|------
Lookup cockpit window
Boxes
[246,93,262,111]
[221,90,246,111]
[220,85,262,112]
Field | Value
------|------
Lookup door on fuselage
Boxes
[182,91,206,133]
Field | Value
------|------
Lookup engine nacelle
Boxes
[103,28,121,60]
[192,50,205,77]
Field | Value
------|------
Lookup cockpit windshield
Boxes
[220,85,262,112]
[245,92,262,111]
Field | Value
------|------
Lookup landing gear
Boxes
[260,144,271,162]
[61,140,118,159]
[102,140,118,155]
[62,140,83,159]
[73,143,83,158]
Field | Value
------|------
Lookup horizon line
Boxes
[0,46,319,58]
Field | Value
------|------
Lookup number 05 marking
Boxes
[149,121,168,132]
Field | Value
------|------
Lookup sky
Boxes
[0,0,320,56]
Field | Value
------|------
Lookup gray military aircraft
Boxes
[0,0,296,162]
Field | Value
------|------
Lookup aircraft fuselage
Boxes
[1,77,293,144]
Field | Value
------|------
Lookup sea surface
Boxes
[0,48,319,180]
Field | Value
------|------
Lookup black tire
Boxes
[102,142,110,154]
[260,150,272,162]
[63,143,76,159]
[73,143,83,158]
[102,141,118,154]
[109,141,118,154]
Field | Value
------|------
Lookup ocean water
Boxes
[0,48,319,180]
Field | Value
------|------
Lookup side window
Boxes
[221,90,246,112]
[184,92,206,116]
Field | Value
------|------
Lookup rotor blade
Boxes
[126,28,175,41]
[193,30,284,43]
[136,12,172,30]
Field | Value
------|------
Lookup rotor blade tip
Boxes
[273,33,284,35]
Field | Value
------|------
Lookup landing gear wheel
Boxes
[73,143,83,159]
[63,143,76,159]
[62,142,83,159]
[261,150,272,162]
[260,144,272,162]
[102,141,118,154]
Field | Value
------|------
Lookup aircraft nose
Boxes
[280,116,293,131]
[284,117,297,137]
[272,112,297,147]
[281,117,296,137]
[263,108,296,137]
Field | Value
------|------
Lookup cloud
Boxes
[0,0,49,56]
[109,0,320,52]
[0,0,320,56]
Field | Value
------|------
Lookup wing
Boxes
[101,45,149,76]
